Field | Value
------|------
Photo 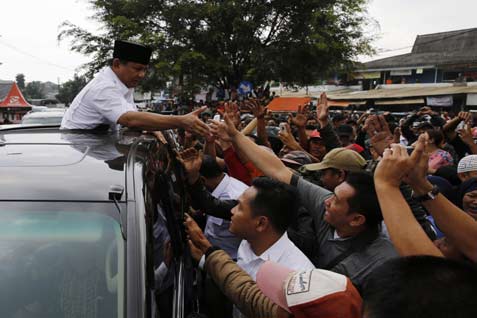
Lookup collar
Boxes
[241,232,290,263]
[212,174,230,197]
[104,67,133,97]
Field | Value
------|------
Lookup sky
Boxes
[0,0,474,83]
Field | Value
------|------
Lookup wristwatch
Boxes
[412,185,440,202]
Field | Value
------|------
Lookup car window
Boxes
[0,210,124,318]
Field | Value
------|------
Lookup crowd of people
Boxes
[163,94,477,318]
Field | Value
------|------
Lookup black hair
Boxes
[110,58,129,66]
[250,177,297,233]
[199,155,223,179]
[363,256,477,318]
[345,172,382,227]
[426,128,444,147]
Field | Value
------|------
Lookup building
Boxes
[356,28,477,86]
[0,81,32,123]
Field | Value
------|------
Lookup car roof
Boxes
[23,111,65,118]
[0,127,147,202]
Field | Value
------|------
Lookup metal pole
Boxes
[434,68,438,83]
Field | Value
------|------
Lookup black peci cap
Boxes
[113,40,152,65]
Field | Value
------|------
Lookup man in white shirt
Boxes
[61,40,209,135]
[231,177,314,280]
[200,155,248,259]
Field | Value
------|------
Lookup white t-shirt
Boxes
[60,67,137,130]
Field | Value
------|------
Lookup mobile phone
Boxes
[457,121,465,131]
[279,122,287,132]
[213,114,221,121]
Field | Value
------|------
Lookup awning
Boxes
[351,72,381,80]
[267,97,312,112]
[375,98,425,106]
[328,100,366,107]
[327,84,477,100]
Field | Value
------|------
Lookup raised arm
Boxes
[210,114,293,184]
[374,138,443,257]
[404,137,477,261]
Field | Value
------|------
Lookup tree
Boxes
[56,75,88,105]
[24,81,45,99]
[59,0,375,98]
[16,74,25,90]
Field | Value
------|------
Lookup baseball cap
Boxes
[300,148,366,172]
[309,130,322,139]
[458,155,477,173]
[281,151,313,167]
[256,262,362,318]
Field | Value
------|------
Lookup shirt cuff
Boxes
[198,254,206,270]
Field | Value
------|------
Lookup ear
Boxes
[349,213,366,227]
[112,58,121,68]
[338,169,346,182]
[255,216,270,233]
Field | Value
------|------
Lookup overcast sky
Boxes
[0,0,474,83]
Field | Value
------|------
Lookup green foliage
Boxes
[56,75,88,105]
[24,81,45,99]
[59,0,375,98]
[16,74,25,90]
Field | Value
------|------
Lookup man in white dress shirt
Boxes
[200,155,248,259]
[230,177,315,279]
[61,40,209,135]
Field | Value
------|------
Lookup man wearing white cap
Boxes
[457,154,477,182]
[61,40,209,135]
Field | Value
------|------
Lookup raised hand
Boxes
[317,92,330,127]
[177,148,203,184]
[218,101,241,129]
[289,105,309,128]
[278,123,302,151]
[244,99,268,119]
[364,115,394,156]
[209,113,240,141]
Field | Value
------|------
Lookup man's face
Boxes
[229,187,259,239]
[309,138,326,160]
[458,171,477,182]
[113,59,148,88]
[462,189,477,220]
[323,182,356,229]
[320,168,343,191]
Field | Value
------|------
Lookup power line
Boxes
[0,38,76,72]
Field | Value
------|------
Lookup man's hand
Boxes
[374,144,414,188]
[218,102,241,129]
[188,240,204,262]
[458,111,472,124]
[177,148,203,184]
[458,125,474,146]
[184,213,212,253]
[278,123,303,151]
[180,106,211,136]
[289,105,309,128]
[364,115,394,156]
[210,113,240,141]
[317,92,330,128]
[244,99,267,119]
[402,133,433,194]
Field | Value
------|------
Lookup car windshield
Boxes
[0,209,124,318]
[22,116,63,125]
